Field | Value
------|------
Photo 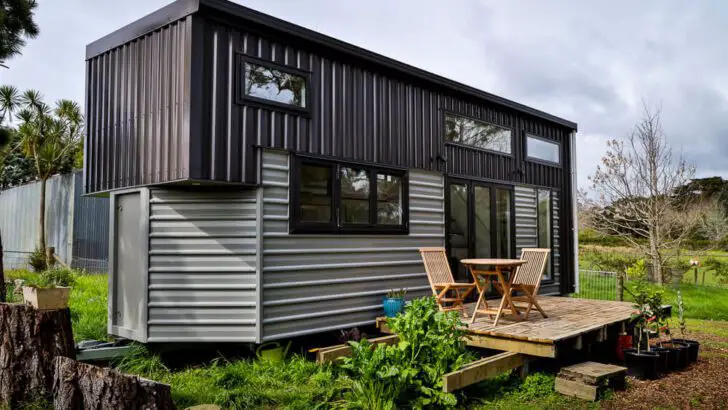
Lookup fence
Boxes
[0,171,109,272]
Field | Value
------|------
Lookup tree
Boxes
[0,0,39,67]
[587,104,695,284]
[15,90,82,258]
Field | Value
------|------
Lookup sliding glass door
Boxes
[446,179,513,281]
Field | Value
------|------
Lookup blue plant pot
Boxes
[383,297,405,318]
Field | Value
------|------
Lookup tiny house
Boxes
[85,0,578,343]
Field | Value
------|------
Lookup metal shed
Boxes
[88,0,578,343]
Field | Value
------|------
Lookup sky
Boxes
[2,0,727,190]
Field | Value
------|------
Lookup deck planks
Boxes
[461,296,634,343]
[377,297,635,357]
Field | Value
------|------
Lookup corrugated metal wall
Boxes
[146,188,258,342]
[259,150,438,341]
[513,185,560,294]
[189,16,571,190]
[0,171,109,271]
[85,17,192,194]
[71,171,110,271]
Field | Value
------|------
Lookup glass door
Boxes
[446,179,514,282]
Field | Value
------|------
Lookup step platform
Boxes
[555,361,627,401]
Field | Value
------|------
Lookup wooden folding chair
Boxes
[507,248,551,320]
[419,247,477,316]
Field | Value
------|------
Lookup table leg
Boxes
[493,268,508,326]
[470,281,486,325]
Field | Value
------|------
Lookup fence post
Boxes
[616,272,624,301]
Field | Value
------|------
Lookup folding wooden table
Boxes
[460,259,528,326]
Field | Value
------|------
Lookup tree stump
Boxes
[0,303,75,406]
[53,356,175,410]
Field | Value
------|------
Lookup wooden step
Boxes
[555,361,627,401]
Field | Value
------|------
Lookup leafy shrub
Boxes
[340,297,474,408]
[27,247,46,272]
[25,267,76,288]
[702,258,728,284]
[625,259,647,280]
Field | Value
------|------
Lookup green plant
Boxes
[385,288,407,299]
[677,290,687,337]
[702,258,728,284]
[24,267,75,288]
[27,247,46,272]
[625,259,648,280]
[627,281,663,353]
[340,297,474,408]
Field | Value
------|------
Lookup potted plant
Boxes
[22,268,75,310]
[623,283,660,380]
[670,290,700,363]
[383,288,407,318]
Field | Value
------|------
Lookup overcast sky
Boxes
[2,0,726,190]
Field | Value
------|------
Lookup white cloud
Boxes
[4,0,728,189]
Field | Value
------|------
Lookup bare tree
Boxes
[587,104,695,284]
[693,198,728,244]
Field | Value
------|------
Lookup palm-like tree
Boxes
[15,90,83,259]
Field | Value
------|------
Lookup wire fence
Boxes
[2,250,107,273]
[573,270,618,301]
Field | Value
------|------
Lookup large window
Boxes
[444,113,512,154]
[292,157,407,234]
[537,189,553,279]
[240,58,308,110]
[526,135,560,164]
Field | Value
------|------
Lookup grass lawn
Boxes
[5,266,728,409]
[4,269,107,342]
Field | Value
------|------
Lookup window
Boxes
[526,135,560,164]
[444,113,512,154]
[241,60,308,109]
[292,157,408,234]
[537,189,553,279]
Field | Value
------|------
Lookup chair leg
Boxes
[493,291,510,327]
[524,289,547,318]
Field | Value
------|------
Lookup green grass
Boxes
[4,269,108,342]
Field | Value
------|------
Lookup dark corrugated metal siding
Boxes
[191,16,571,190]
[85,17,193,194]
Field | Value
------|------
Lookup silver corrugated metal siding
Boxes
[514,186,538,253]
[553,192,560,282]
[0,173,75,267]
[146,188,258,342]
[259,149,440,341]
[85,17,192,194]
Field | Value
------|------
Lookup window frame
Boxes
[443,111,514,157]
[236,54,312,115]
[525,133,562,166]
[290,155,409,235]
[536,188,556,283]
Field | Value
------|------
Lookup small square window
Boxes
[526,135,560,164]
[242,61,308,109]
[377,173,403,225]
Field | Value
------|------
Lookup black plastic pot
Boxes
[662,342,690,370]
[651,347,671,376]
[672,339,700,363]
[623,349,660,380]
[660,345,681,371]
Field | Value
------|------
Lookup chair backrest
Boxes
[419,247,456,289]
[512,248,551,287]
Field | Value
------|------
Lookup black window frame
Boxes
[525,133,561,166]
[443,111,514,157]
[536,188,556,283]
[290,156,409,234]
[236,54,312,115]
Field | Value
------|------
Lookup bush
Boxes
[340,297,474,408]
[27,248,47,272]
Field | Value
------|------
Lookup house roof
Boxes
[86,0,578,131]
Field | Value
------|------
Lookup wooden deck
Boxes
[377,296,635,358]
